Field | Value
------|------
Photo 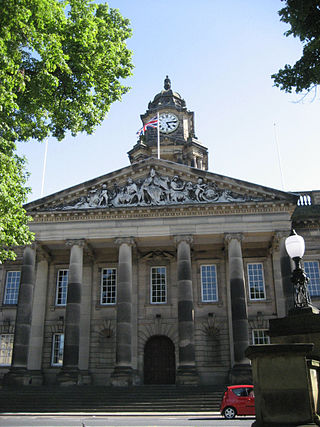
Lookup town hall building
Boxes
[0,77,319,387]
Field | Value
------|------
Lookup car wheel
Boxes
[223,406,236,419]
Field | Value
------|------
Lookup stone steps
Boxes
[0,385,224,413]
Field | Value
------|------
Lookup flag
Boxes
[136,116,158,137]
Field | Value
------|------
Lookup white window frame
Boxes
[247,262,266,300]
[51,333,64,366]
[150,266,167,304]
[200,264,218,302]
[304,261,320,297]
[3,271,21,305]
[0,334,14,366]
[100,268,117,305]
[55,269,69,306]
[252,329,270,345]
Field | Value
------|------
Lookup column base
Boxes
[28,370,44,385]
[111,366,133,387]
[57,368,82,386]
[3,368,32,386]
[79,370,92,385]
[176,365,199,385]
[229,363,252,384]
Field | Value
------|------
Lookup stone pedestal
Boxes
[269,306,320,359]
[246,344,320,427]
[57,369,82,387]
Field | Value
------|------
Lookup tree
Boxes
[0,142,33,263]
[0,0,133,261]
[272,0,320,96]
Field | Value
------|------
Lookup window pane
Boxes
[304,261,320,297]
[252,329,270,345]
[151,267,166,304]
[201,265,218,302]
[56,270,68,306]
[101,268,117,304]
[51,333,64,366]
[4,271,21,305]
[248,263,265,300]
[0,334,14,365]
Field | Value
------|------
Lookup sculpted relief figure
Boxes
[141,168,170,205]
[58,168,263,210]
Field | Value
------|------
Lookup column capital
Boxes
[65,238,86,248]
[174,235,193,246]
[22,242,37,251]
[114,237,136,247]
[84,243,96,263]
[224,233,243,244]
[36,245,51,263]
[269,230,290,255]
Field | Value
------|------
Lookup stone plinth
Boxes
[246,344,320,427]
[269,307,320,359]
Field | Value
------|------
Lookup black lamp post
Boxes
[285,229,311,309]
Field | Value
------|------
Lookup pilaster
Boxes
[271,231,293,318]
[27,245,51,384]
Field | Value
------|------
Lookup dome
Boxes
[147,76,186,111]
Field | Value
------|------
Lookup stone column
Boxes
[4,245,36,385]
[175,235,198,385]
[271,231,294,317]
[27,246,50,384]
[111,238,135,386]
[225,233,251,383]
[58,239,85,386]
[78,247,94,384]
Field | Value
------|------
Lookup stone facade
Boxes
[0,78,319,387]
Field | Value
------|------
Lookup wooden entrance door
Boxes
[144,336,176,384]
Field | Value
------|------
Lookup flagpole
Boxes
[157,111,160,159]
[41,138,48,197]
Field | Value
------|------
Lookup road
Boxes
[0,414,255,427]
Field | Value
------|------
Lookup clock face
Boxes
[159,113,179,134]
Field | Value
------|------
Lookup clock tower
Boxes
[128,76,208,170]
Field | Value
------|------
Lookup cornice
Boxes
[28,202,296,224]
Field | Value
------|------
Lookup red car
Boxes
[220,385,255,419]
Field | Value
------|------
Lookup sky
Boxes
[17,0,320,203]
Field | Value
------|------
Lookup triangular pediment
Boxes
[25,158,297,213]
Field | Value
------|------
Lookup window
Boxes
[3,271,21,305]
[51,333,64,366]
[247,263,266,300]
[201,265,218,302]
[151,266,167,304]
[304,261,320,297]
[252,329,270,345]
[101,268,117,304]
[55,270,69,306]
[0,334,14,366]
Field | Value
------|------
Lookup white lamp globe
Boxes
[285,230,305,259]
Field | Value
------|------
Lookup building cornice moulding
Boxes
[29,202,296,224]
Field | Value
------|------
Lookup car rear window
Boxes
[232,387,253,397]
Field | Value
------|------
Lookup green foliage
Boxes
[0,0,133,261]
[0,140,34,263]
[272,0,320,95]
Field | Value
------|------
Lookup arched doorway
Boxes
[144,336,176,384]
